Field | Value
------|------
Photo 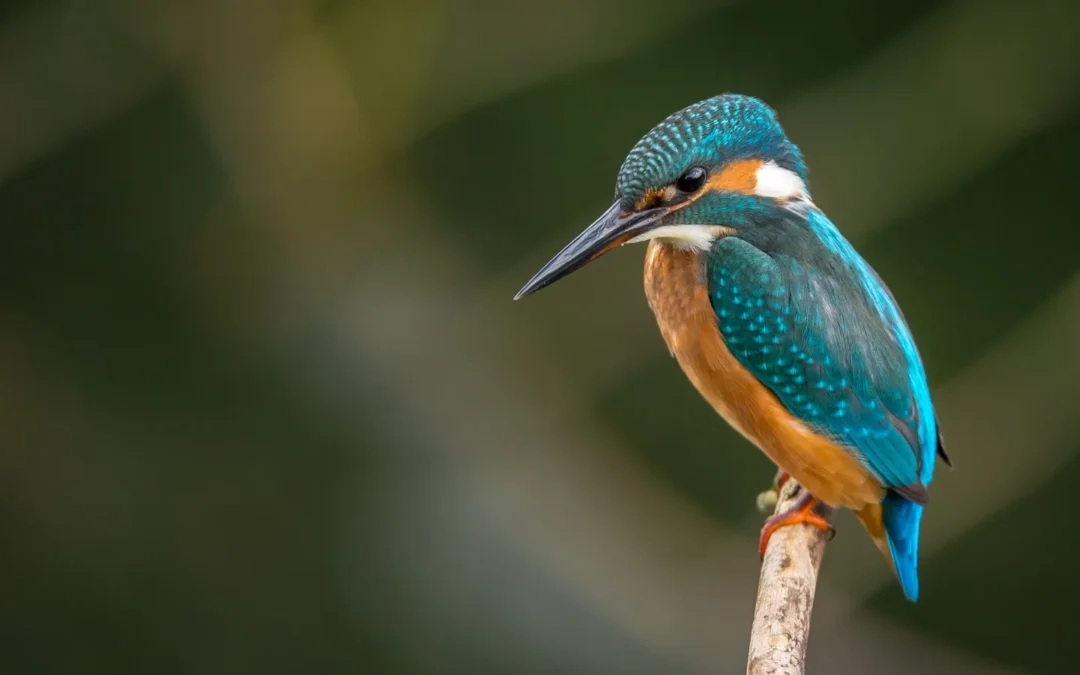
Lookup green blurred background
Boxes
[1,0,1078,673]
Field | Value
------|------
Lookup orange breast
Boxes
[642,241,884,510]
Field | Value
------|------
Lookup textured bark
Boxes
[747,479,833,675]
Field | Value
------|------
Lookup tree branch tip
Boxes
[755,488,778,514]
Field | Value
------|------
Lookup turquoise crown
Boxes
[614,94,807,205]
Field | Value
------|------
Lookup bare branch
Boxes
[747,479,834,675]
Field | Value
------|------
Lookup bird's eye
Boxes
[676,166,707,193]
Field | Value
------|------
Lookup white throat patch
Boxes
[626,225,732,251]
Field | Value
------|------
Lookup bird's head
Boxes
[515,94,809,299]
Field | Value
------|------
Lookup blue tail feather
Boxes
[882,491,923,602]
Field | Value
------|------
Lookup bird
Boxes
[513,93,950,602]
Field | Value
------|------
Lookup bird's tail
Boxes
[855,492,922,602]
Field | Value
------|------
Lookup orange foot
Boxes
[758,491,834,559]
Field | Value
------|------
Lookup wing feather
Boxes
[708,236,928,497]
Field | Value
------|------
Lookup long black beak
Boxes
[514,201,663,300]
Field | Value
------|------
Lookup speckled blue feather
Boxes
[705,210,937,600]
[706,220,936,486]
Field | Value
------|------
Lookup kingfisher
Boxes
[514,94,950,601]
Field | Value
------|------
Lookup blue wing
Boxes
[706,234,936,499]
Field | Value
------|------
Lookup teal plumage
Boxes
[706,213,935,600]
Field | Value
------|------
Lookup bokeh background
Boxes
[1,0,1078,673]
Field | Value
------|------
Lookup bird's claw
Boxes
[758,492,834,559]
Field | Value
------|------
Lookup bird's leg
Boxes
[758,486,834,559]
[774,470,791,492]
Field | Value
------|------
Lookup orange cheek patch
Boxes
[664,158,765,215]
[705,158,763,194]
[633,159,764,215]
